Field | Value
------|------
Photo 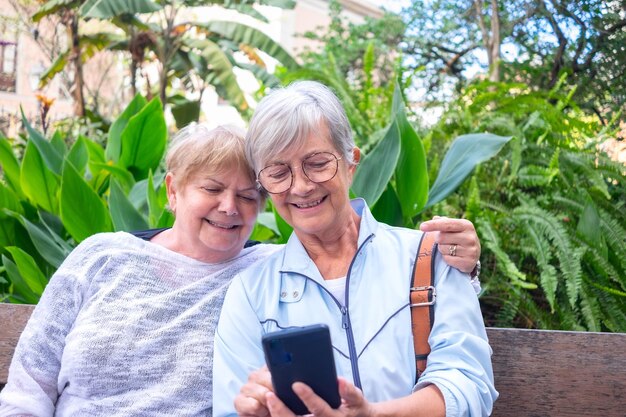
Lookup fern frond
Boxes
[561,151,610,198]
[476,218,531,286]
[517,165,556,187]
[594,287,626,332]
[523,222,558,311]
[582,240,624,290]
[578,285,602,331]
[513,203,582,306]
[596,206,626,278]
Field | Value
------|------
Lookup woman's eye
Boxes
[269,169,289,179]
[309,161,328,169]
[202,187,221,194]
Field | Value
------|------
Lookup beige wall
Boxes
[0,0,73,136]
[280,0,383,56]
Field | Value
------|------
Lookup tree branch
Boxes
[541,0,568,86]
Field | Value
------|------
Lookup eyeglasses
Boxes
[257,152,342,194]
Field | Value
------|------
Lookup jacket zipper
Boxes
[341,233,374,389]
[295,233,375,390]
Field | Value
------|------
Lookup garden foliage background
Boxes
[0,0,625,332]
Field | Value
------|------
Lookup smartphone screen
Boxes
[262,324,341,415]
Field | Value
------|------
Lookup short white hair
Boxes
[245,81,355,173]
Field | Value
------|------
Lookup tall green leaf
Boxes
[109,178,149,232]
[20,141,60,213]
[38,50,69,88]
[21,110,64,176]
[1,255,39,304]
[371,184,403,226]
[80,0,162,18]
[577,195,608,260]
[0,184,21,247]
[392,83,428,218]
[189,39,247,112]
[426,133,513,208]
[273,204,292,244]
[66,136,89,175]
[0,135,23,197]
[50,131,68,157]
[169,95,201,129]
[5,247,48,296]
[0,183,22,217]
[147,171,168,227]
[90,162,135,192]
[200,21,298,70]
[60,161,113,242]
[119,98,167,180]
[352,121,401,206]
[106,94,148,162]
[20,215,71,269]
[32,0,79,22]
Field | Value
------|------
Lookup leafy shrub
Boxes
[0,95,173,303]
[427,80,626,331]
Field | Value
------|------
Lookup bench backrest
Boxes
[1,303,625,416]
[487,327,626,416]
[0,304,34,388]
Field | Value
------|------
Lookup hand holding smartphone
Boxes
[262,324,341,415]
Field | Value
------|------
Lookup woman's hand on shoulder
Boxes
[419,216,480,274]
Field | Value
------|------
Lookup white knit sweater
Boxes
[0,232,279,417]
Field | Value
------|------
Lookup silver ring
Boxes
[449,244,457,257]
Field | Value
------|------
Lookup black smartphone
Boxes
[262,324,341,415]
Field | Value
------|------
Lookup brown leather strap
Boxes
[410,232,437,380]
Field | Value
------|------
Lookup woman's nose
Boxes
[290,166,315,194]
[219,194,239,216]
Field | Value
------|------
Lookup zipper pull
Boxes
[341,306,349,329]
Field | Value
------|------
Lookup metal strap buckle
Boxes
[409,285,436,307]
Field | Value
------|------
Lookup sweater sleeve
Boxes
[0,236,105,417]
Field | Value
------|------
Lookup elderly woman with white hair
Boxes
[213,81,497,417]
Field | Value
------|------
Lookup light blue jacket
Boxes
[213,199,497,416]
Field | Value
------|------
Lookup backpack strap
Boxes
[410,232,437,380]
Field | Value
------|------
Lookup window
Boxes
[0,16,18,93]
[0,39,17,92]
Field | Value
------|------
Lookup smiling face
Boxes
[265,122,359,241]
[166,167,261,263]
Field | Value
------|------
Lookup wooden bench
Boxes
[1,303,625,416]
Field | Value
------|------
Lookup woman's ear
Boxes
[347,148,361,186]
[349,147,361,174]
[165,172,177,213]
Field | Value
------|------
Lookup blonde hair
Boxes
[166,124,253,188]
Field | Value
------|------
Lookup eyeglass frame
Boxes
[256,151,343,194]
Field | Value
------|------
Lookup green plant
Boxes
[432,80,626,331]
[0,95,172,303]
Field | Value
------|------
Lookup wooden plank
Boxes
[0,303,35,387]
[488,327,626,417]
